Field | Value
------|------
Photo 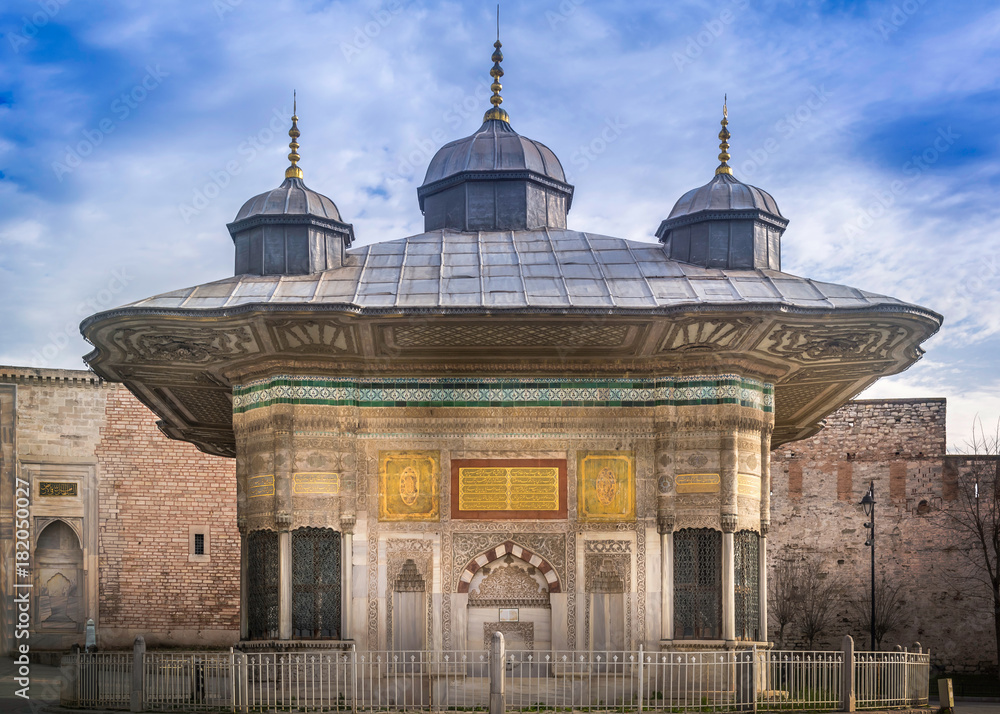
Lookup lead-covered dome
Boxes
[416,37,574,232]
[227,106,354,276]
[422,119,568,185]
[656,103,788,271]
[667,172,782,220]
[235,177,344,222]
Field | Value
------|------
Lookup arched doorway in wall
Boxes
[461,544,559,654]
[34,520,84,633]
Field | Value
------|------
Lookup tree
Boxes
[797,560,845,649]
[939,418,1000,679]
[848,576,907,650]
[769,558,802,648]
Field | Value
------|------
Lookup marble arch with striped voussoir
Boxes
[457,540,561,594]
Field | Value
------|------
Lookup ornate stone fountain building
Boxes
[80,45,940,654]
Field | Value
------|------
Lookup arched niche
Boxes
[467,555,551,653]
[34,520,83,630]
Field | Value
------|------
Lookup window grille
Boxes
[674,528,721,639]
[246,530,279,640]
[735,529,760,641]
[292,527,341,639]
[193,533,205,556]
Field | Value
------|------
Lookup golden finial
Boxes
[285,90,303,179]
[716,94,732,176]
[483,5,510,123]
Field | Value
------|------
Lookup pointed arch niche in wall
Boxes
[35,520,84,631]
[457,540,561,594]
[461,541,558,653]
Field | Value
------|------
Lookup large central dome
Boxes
[416,37,574,232]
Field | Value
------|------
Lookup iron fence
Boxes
[66,643,929,712]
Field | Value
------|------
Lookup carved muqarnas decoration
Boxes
[470,560,549,608]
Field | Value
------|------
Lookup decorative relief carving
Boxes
[386,540,434,652]
[721,513,738,533]
[584,553,632,651]
[657,474,673,494]
[113,326,257,363]
[470,564,549,607]
[659,317,758,352]
[392,322,630,349]
[762,324,906,362]
[452,533,566,593]
[687,453,708,468]
[584,539,631,555]
[483,622,534,651]
[271,320,353,353]
[578,452,635,522]
[379,451,440,522]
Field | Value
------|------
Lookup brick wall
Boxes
[771,398,997,674]
[96,385,239,647]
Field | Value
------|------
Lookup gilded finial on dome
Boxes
[285,90,303,179]
[716,94,732,176]
[483,5,510,123]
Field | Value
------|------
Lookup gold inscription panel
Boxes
[738,473,761,497]
[675,473,721,494]
[379,451,440,522]
[452,459,567,520]
[293,472,340,495]
[458,468,559,512]
[248,474,275,498]
[39,482,77,497]
[578,451,635,522]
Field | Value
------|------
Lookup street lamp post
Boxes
[861,481,876,650]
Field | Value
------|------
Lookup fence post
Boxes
[130,635,145,713]
[351,644,358,714]
[841,636,855,713]
[638,643,644,713]
[752,645,758,714]
[490,631,506,714]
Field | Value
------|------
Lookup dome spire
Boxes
[483,5,510,123]
[285,90,303,179]
[716,95,732,176]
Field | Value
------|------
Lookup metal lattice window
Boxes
[193,533,205,556]
[292,527,342,639]
[674,528,721,639]
[246,530,279,640]
[735,530,760,641]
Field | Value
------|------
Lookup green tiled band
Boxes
[233,375,773,414]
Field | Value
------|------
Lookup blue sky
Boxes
[1,0,998,451]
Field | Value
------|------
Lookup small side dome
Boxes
[656,101,788,271]
[235,177,344,223]
[227,101,354,276]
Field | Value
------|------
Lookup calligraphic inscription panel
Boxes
[379,451,440,522]
[675,473,721,494]
[248,474,275,498]
[452,459,567,520]
[578,452,635,522]
[39,482,78,498]
[293,472,340,495]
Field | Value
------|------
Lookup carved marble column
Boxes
[341,514,355,641]
[759,427,772,642]
[273,410,294,640]
[238,519,248,640]
[721,514,737,644]
[658,513,674,642]
[279,528,292,639]
[759,522,768,642]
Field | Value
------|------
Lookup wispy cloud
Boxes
[0,0,997,446]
